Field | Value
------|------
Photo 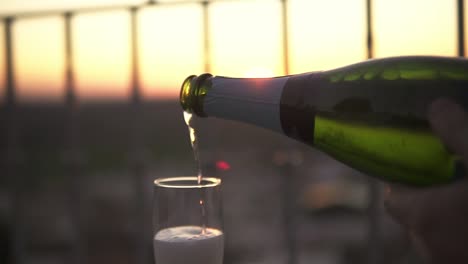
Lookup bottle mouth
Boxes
[180,75,196,113]
[179,73,213,116]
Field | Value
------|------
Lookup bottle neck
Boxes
[203,76,290,133]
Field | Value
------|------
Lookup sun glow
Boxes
[1,0,462,102]
[243,67,276,78]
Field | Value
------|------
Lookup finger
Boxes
[385,180,468,232]
[428,98,468,161]
[384,182,450,229]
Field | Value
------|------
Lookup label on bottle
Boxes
[204,76,289,133]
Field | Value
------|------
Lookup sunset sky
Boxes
[0,0,466,102]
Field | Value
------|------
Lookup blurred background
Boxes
[0,0,466,263]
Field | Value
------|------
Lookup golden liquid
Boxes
[184,111,203,183]
[183,111,206,233]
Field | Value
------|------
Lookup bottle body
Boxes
[180,56,468,185]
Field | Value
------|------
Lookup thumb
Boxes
[428,98,468,164]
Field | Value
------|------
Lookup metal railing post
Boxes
[457,0,465,57]
[365,1,383,264]
[202,1,211,73]
[279,2,295,263]
[281,0,290,75]
[129,7,150,264]
[63,12,86,264]
[130,7,141,106]
[4,16,25,264]
[366,0,374,59]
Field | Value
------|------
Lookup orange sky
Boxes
[0,0,467,102]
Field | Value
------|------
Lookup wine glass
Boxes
[152,176,224,264]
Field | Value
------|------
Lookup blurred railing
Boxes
[1,0,466,264]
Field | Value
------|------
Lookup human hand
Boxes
[384,98,468,263]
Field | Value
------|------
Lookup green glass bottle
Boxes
[180,56,468,186]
